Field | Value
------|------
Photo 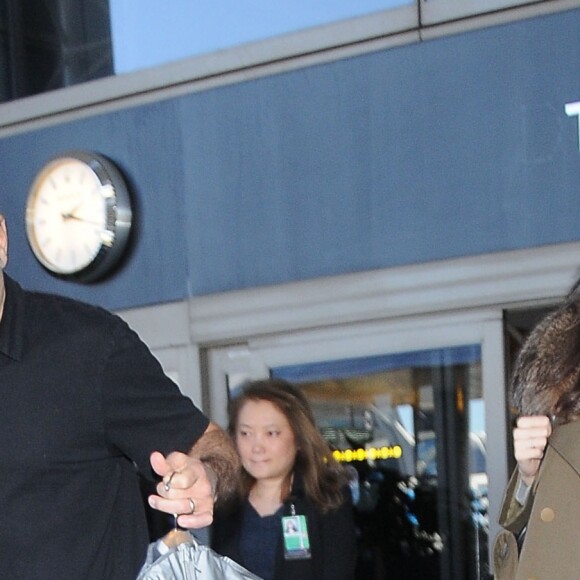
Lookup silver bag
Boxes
[137,531,263,580]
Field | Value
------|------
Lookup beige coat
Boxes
[493,420,580,580]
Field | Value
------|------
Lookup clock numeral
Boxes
[83,243,95,258]
[101,231,115,247]
[102,184,115,199]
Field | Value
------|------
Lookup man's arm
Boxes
[188,422,241,502]
[148,422,240,528]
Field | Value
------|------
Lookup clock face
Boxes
[25,152,132,282]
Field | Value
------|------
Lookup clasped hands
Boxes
[513,415,552,487]
[148,450,215,528]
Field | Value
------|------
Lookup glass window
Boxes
[0,0,112,104]
[273,345,489,580]
[110,0,414,74]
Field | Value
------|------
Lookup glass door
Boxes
[205,310,508,580]
[272,346,487,579]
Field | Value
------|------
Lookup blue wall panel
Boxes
[1,8,580,309]
[1,103,189,307]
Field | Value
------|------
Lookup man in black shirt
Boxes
[0,215,239,579]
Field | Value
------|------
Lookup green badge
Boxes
[282,515,311,560]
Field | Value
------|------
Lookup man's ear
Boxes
[0,215,8,269]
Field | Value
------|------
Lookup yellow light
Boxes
[332,445,403,463]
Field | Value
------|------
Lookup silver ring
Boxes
[187,498,196,514]
[164,471,177,492]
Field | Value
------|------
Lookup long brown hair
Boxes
[228,378,349,512]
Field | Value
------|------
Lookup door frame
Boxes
[205,308,507,556]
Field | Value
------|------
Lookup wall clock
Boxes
[25,151,133,283]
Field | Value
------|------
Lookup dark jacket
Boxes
[494,420,580,579]
[211,475,357,580]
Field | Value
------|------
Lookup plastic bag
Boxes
[137,532,263,580]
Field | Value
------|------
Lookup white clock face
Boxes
[26,157,111,275]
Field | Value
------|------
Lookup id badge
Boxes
[282,515,311,560]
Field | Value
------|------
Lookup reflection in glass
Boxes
[272,345,489,580]
[0,0,112,103]
[110,0,414,74]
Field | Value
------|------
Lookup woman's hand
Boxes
[513,415,552,486]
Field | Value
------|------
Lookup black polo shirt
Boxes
[0,275,209,579]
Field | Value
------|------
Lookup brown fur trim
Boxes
[511,300,580,422]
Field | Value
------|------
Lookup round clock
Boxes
[25,151,133,283]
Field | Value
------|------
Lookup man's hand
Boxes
[513,415,552,486]
[148,450,215,529]
[147,422,240,528]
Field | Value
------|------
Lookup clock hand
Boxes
[62,213,103,227]
[61,198,87,220]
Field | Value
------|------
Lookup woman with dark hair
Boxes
[493,279,580,579]
[211,378,357,580]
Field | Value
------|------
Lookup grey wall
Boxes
[1,8,580,310]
